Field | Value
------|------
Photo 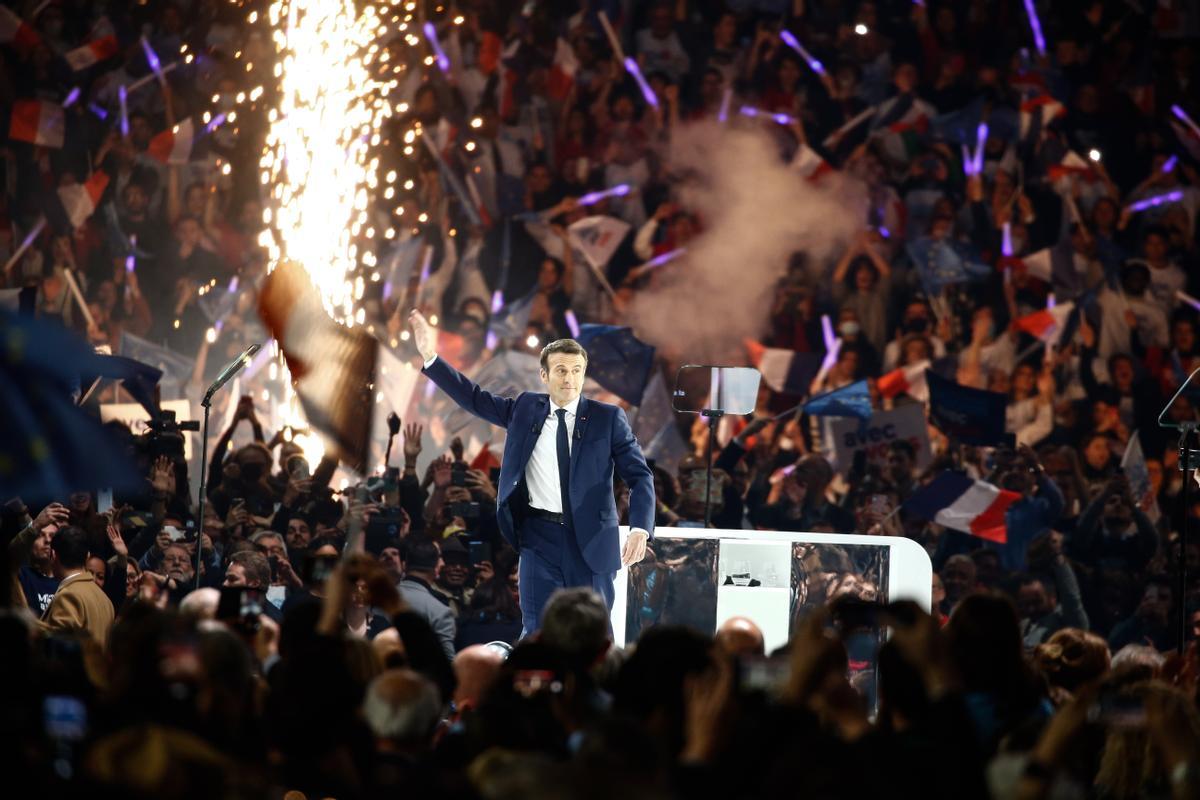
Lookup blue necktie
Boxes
[555,408,572,525]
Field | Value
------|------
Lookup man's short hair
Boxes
[229,551,271,588]
[539,339,588,372]
[250,530,287,556]
[51,526,89,569]
[403,537,441,572]
[540,588,611,670]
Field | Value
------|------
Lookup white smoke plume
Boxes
[627,121,864,360]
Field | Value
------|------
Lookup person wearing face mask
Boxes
[832,230,891,353]
[883,301,948,371]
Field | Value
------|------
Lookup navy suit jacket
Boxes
[423,357,655,573]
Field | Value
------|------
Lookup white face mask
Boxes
[838,321,861,337]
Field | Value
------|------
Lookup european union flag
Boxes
[575,324,656,406]
[906,236,991,291]
[927,370,1013,447]
[1,310,141,502]
[803,379,873,420]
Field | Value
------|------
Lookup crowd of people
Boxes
[4,0,1200,796]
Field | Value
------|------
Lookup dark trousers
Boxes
[518,515,615,636]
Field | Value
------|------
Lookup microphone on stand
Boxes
[204,343,261,405]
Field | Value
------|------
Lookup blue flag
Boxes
[932,98,1019,145]
[487,291,536,343]
[95,354,163,419]
[575,324,656,406]
[120,333,194,400]
[803,379,873,420]
[906,236,991,291]
[926,370,1013,447]
[0,310,141,502]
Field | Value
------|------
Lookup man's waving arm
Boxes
[409,309,517,429]
[611,407,656,566]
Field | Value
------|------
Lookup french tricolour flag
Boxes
[1047,151,1098,182]
[9,100,65,149]
[58,171,110,228]
[546,37,577,101]
[902,471,1022,543]
[745,339,820,395]
[791,143,834,182]
[877,360,930,401]
[0,7,40,53]
[147,118,195,164]
[64,34,120,71]
[1018,94,1064,144]
[1016,301,1074,346]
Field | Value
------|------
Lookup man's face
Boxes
[441,558,470,589]
[124,185,148,215]
[378,547,402,582]
[223,563,249,588]
[162,547,194,582]
[31,525,56,562]
[257,536,286,562]
[541,352,586,407]
[286,519,311,550]
[941,562,974,600]
[1017,582,1051,620]
[887,450,913,482]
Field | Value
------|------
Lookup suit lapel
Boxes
[569,396,591,477]
[519,395,550,470]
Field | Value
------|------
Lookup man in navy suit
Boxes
[409,310,655,634]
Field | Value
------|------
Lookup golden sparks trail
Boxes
[259,0,396,463]
[260,0,394,326]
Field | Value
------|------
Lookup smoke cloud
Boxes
[627,121,864,360]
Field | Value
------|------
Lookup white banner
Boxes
[829,403,931,474]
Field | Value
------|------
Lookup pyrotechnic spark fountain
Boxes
[256,0,398,464]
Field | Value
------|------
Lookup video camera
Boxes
[142,409,199,459]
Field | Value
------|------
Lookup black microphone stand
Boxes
[1157,365,1200,655]
[701,410,723,529]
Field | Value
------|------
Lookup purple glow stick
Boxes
[140,37,162,77]
[118,85,129,136]
[125,253,135,273]
[205,113,227,133]
[717,87,732,123]
[228,276,239,294]
[642,247,686,271]
[422,22,451,73]
[1022,0,1046,56]
[490,290,504,313]
[382,281,393,301]
[1162,155,1178,173]
[623,57,658,108]
[1171,105,1200,140]
[88,103,108,120]
[779,30,825,75]
[1002,222,1013,257]
[424,380,438,399]
[973,123,988,174]
[877,226,891,239]
[63,87,81,108]
[485,331,498,350]
[820,314,836,350]
[1125,190,1184,213]
[961,144,975,176]
[1178,290,1200,313]
[564,310,580,337]
[739,106,797,125]
[418,248,434,283]
[1047,293,1055,310]
[578,184,630,206]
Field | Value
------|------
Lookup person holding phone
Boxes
[410,310,655,635]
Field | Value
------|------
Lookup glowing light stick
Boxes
[205,112,227,133]
[973,122,988,173]
[1022,0,1046,56]
[1171,105,1200,140]
[1002,222,1013,257]
[717,87,732,123]
[2,218,46,274]
[739,106,798,125]
[118,85,129,136]
[490,290,504,313]
[578,184,630,206]
[63,87,81,108]
[1178,290,1200,314]
[1162,155,1178,173]
[779,30,825,75]
[624,57,658,108]
[643,247,686,271]
[1125,190,1183,214]
[140,36,165,84]
[88,103,108,120]
[422,22,450,73]
[1046,292,1055,309]
[564,310,580,337]
[125,62,178,93]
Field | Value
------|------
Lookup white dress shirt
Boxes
[527,396,579,512]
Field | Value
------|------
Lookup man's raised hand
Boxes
[408,309,438,363]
